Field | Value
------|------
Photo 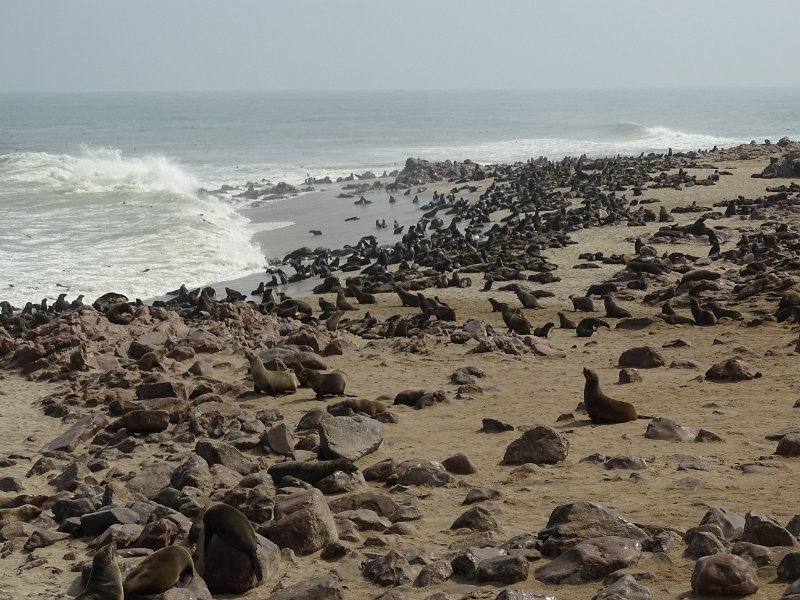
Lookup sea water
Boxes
[0,88,797,305]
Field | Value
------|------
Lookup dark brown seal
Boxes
[582,368,638,424]
[75,543,123,600]
[570,294,595,312]
[690,298,717,326]
[123,545,194,596]
[202,503,262,583]
[603,296,632,318]
[267,458,358,485]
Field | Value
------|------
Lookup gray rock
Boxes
[690,553,759,595]
[700,507,745,541]
[464,487,501,505]
[604,456,647,470]
[538,501,649,557]
[451,546,506,580]
[644,417,695,441]
[501,425,569,466]
[267,488,338,555]
[42,413,111,452]
[319,415,383,461]
[475,554,529,584]
[778,551,800,580]
[80,508,140,536]
[534,536,642,584]
[268,573,343,600]
[414,560,453,587]
[618,368,642,384]
[592,574,652,599]
[741,512,796,547]
[363,550,413,587]
[686,531,727,558]
[451,506,498,532]
[732,541,772,567]
[195,440,260,476]
[262,423,296,455]
[394,459,450,487]
[776,432,800,457]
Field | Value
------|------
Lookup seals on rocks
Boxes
[582,368,638,424]
[576,317,610,337]
[267,458,358,485]
[0,504,40,527]
[690,298,717,326]
[299,368,347,399]
[123,545,194,596]
[245,350,297,396]
[603,296,632,319]
[75,543,123,600]
[202,503,263,583]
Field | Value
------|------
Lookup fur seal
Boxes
[488,298,511,313]
[122,545,194,596]
[558,311,577,329]
[393,285,420,307]
[299,368,347,399]
[707,301,743,320]
[336,290,357,311]
[689,298,717,326]
[325,311,344,332]
[267,458,358,486]
[576,317,610,337]
[0,494,46,510]
[515,288,541,309]
[245,350,297,395]
[75,543,123,600]
[136,349,164,371]
[533,322,554,338]
[603,296,632,319]
[582,368,638,424]
[341,397,387,416]
[502,308,532,335]
[570,295,594,312]
[202,503,262,583]
[0,504,40,527]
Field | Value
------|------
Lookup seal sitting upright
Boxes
[75,543,123,600]
[582,368,638,424]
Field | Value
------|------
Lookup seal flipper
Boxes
[250,550,263,582]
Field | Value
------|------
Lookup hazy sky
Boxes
[1,0,797,92]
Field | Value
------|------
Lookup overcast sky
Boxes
[1,0,797,92]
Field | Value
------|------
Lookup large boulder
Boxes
[705,358,762,381]
[534,536,642,584]
[618,346,665,369]
[318,415,383,461]
[268,573,344,600]
[501,426,569,466]
[267,488,338,555]
[690,553,759,596]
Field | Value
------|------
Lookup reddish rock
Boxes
[690,553,758,595]
[618,346,665,369]
[442,452,477,475]
[705,359,762,381]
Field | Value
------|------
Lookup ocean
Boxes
[0,88,797,306]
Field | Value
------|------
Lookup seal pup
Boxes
[0,504,40,527]
[488,298,511,313]
[123,545,194,596]
[299,368,347,399]
[245,350,297,396]
[582,368,638,424]
[558,311,577,329]
[707,301,743,320]
[533,322,554,338]
[75,543,123,600]
[502,308,532,335]
[336,397,387,416]
[202,503,262,583]
[603,296,632,319]
[336,290,357,311]
[325,310,344,332]
[689,298,717,326]
[570,295,594,312]
[136,348,165,372]
[576,317,610,338]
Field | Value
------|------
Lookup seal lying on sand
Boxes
[123,545,194,596]
[582,368,638,424]
[75,543,123,600]
[0,504,40,526]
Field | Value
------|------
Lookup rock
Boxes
[699,508,745,541]
[200,532,280,594]
[170,455,213,490]
[677,457,712,471]
[267,488,338,555]
[136,381,187,401]
[337,509,390,532]
[644,417,695,441]
[705,359,762,381]
[107,409,170,434]
[778,552,800,580]
[475,554,529,584]
[776,433,800,457]
[80,508,140,537]
[318,415,383,461]
[134,518,179,550]
[618,346,665,369]
[538,501,649,557]
[618,368,642,384]
[732,541,772,567]
[501,425,569,466]
[363,550,413,587]
[685,530,727,558]
[414,560,453,587]
[534,536,642,584]
[316,470,363,495]
[480,418,515,433]
[262,423,296,455]
[23,529,70,551]
[328,492,398,518]
[690,553,759,596]
[592,574,652,600]
[604,456,647,470]
[42,413,111,452]
[451,506,498,532]
[195,440,259,476]
[451,547,506,580]
[268,573,344,600]
[695,428,723,442]
[0,477,23,492]
[394,460,450,487]
[670,359,702,369]
[741,512,796,547]
[495,592,554,600]
[442,452,477,475]
[464,487,502,505]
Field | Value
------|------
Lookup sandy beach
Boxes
[3,141,800,599]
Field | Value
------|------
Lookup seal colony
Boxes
[3,140,800,599]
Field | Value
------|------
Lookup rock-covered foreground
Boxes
[2,141,800,598]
